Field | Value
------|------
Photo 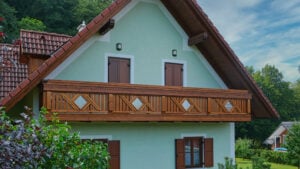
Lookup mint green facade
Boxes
[52,1,224,88]
[43,1,234,168]
[72,122,233,169]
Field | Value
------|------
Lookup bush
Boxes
[218,157,237,169]
[0,106,109,169]
[0,107,51,169]
[260,149,289,165]
[235,138,253,159]
[251,156,271,169]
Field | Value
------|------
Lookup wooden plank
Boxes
[43,80,252,99]
[108,94,115,112]
[48,113,251,122]
[188,32,208,46]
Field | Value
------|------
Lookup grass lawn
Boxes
[236,158,297,169]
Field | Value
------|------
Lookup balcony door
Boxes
[108,57,130,83]
[165,62,183,86]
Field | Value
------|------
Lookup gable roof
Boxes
[264,121,298,144]
[20,29,71,57]
[0,43,28,101]
[0,0,279,119]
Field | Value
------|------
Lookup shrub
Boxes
[260,149,288,165]
[0,106,109,169]
[235,138,253,159]
[251,156,271,169]
[0,107,51,169]
[218,157,238,169]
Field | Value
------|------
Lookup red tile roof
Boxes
[0,43,28,101]
[0,0,131,110]
[0,0,279,119]
[21,29,71,57]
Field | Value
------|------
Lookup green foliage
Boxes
[18,17,46,31]
[235,138,253,159]
[286,122,300,167]
[237,65,300,142]
[0,106,109,169]
[40,109,109,169]
[0,0,18,42]
[259,149,289,165]
[218,157,238,169]
[251,156,271,169]
[5,0,112,37]
[73,0,112,24]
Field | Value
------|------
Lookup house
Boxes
[0,0,279,169]
[264,122,296,150]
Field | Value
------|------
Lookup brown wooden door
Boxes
[165,63,183,86]
[108,57,130,83]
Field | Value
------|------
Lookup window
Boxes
[165,62,183,86]
[184,137,203,167]
[176,137,213,169]
[108,57,130,83]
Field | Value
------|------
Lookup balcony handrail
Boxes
[43,80,251,99]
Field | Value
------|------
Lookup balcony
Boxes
[42,80,252,122]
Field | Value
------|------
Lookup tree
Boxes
[5,0,112,36]
[73,0,112,24]
[236,65,299,142]
[18,17,46,31]
[286,122,300,169]
[0,1,18,42]
[291,79,300,120]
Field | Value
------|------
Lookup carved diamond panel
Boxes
[224,100,233,111]
[132,98,143,110]
[182,99,191,111]
[74,95,87,109]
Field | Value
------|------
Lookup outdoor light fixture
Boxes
[116,43,122,51]
[172,49,177,57]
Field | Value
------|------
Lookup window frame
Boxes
[184,137,204,168]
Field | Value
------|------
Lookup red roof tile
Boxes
[0,43,28,101]
[21,29,71,57]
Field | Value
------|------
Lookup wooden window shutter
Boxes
[175,139,185,169]
[204,138,214,167]
[118,58,130,83]
[108,57,130,83]
[108,140,120,169]
[165,63,183,86]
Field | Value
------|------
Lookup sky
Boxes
[197,0,300,82]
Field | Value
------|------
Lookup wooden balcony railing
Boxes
[42,80,252,122]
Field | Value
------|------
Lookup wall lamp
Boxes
[116,43,122,51]
[172,49,177,57]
